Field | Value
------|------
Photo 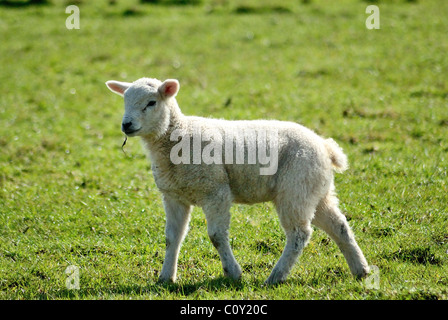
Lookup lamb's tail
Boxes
[324,138,348,173]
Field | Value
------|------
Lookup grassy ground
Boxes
[0,0,447,300]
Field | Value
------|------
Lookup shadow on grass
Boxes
[161,276,250,296]
[36,276,254,299]
[139,0,202,6]
[23,265,364,299]
[233,5,292,15]
[0,0,48,7]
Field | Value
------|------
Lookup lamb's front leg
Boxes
[158,194,192,283]
[202,191,242,281]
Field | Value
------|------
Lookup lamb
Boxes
[105,77,369,285]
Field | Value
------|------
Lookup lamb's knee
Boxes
[165,228,180,247]
[334,217,356,242]
[288,225,312,252]
[338,222,351,239]
[208,231,226,249]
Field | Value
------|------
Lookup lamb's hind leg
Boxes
[312,193,369,278]
[265,200,315,285]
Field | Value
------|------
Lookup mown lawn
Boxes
[0,0,447,300]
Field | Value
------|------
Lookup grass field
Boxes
[0,0,447,300]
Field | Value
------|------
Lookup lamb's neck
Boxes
[141,102,185,164]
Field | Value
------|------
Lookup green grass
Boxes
[0,0,447,300]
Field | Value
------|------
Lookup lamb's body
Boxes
[106,77,369,284]
[146,117,332,207]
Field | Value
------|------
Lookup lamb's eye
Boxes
[143,100,156,111]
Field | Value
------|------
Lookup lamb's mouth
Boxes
[124,128,141,136]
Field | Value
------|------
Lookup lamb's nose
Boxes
[122,121,133,132]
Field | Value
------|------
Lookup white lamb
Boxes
[105,77,369,285]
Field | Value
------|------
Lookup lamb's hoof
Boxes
[157,276,175,284]
[264,272,286,286]
[223,266,242,281]
[353,265,370,280]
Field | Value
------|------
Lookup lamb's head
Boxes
[105,77,180,138]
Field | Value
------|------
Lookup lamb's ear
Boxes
[158,79,179,99]
[105,80,131,97]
